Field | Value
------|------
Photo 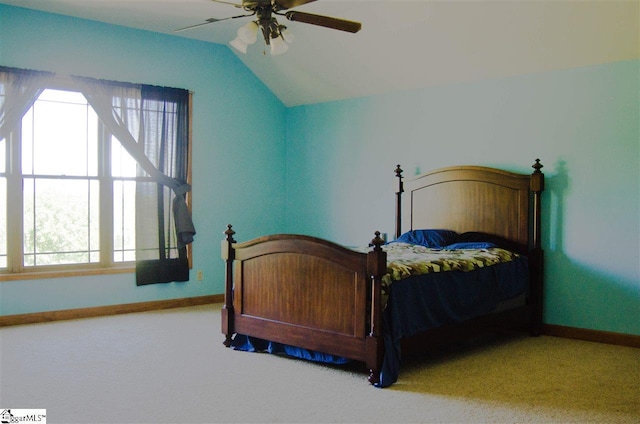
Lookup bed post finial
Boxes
[224,224,236,243]
[371,231,385,251]
[395,165,404,240]
[532,158,543,174]
[222,224,236,347]
[395,164,403,179]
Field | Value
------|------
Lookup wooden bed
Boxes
[221,160,544,386]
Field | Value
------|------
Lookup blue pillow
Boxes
[392,229,458,248]
[443,241,497,250]
[456,232,522,252]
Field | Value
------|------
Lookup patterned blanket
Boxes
[354,242,521,287]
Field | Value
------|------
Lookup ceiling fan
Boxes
[175,0,362,55]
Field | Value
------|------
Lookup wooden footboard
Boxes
[222,225,386,384]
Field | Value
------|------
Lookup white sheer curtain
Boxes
[74,77,194,285]
[0,67,52,141]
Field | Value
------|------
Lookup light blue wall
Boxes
[286,61,640,336]
[0,5,287,315]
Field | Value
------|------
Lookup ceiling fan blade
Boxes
[285,11,362,33]
[174,18,221,33]
[174,14,249,33]
[274,0,317,10]
[209,0,243,7]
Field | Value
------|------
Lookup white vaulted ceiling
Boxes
[1,0,638,106]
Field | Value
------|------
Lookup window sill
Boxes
[0,266,134,282]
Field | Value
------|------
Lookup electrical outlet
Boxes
[196,270,203,281]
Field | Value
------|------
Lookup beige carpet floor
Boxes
[0,303,638,424]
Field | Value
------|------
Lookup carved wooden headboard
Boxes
[395,160,544,253]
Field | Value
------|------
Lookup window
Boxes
[0,69,193,281]
[3,86,149,271]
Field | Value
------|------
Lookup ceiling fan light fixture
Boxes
[229,37,248,53]
[280,27,294,44]
[270,35,289,55]
[230,21,259,54]
[237,21,259,44]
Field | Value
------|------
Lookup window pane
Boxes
[89,179,100,253]
[22,108,34,175]
[0,135,7,268]
[113,180,136,262]
[0,137,5,268]
[0,177,6,268]
[23,89,98,177]
[0,136,5,173]
[23,178,99,266]
[111,137,138,178]
[87,109,99,176]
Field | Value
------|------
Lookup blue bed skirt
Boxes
[231,256,529,387]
